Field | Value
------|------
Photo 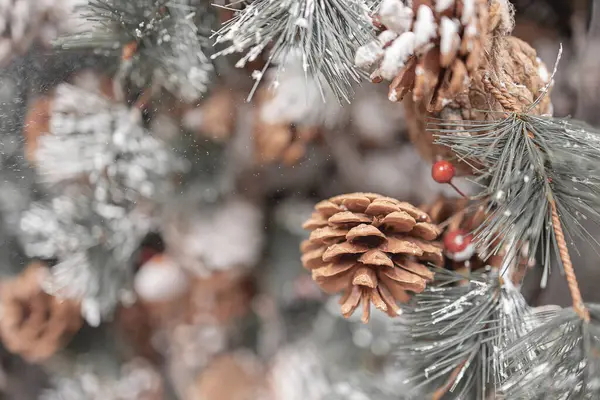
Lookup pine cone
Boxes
[183,87,238,143]
[254,87,320,166]
[189,353,267,400]
[359,1,553,174]
[0,262,82,362]
[301,193,442,323]
[358,0,500,111]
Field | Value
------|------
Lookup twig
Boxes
[432,360,467,400]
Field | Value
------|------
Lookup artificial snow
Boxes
[355,41,384,69]
[461,0,475,24]
[440,17,459,58]
[435,0,454,13]
[380,31,415,80]
[379,0,413,34]
[413,5,437,49]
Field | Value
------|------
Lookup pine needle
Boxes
[212,0,376,103]
[434,114,600,286]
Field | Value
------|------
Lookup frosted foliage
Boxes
[269,344,332,400]
[148,3,213,102]
[19,194,150,325]
[260,57,344,128]
[212,0,374,102]
[36,83,185,207]
[40,360,162,400]
[165,199,264,275]
[0,0,83,64]
[58,0,215,102]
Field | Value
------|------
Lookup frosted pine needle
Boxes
[55,0,216,101]
[212,0,375,103]
[19,192,152,326]
[24,83,185,325]
[36,83,186,208]
[0,0,83,65]
[434,115,600,284]
[395,268,536,399]
[501,304,600,399]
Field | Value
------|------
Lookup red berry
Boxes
[444,229,473,254]
[432,160,456,184]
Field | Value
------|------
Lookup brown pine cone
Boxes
[188,352,267,400]
[360,1,552,174]
[183,87,238,143]
[0,262,82,362]
[301,193,442,323]
[254,87,320,166]
[359,0,498,111]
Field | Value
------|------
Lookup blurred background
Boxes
[0,0,596,399]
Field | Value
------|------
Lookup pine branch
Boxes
[55,0,217,101]
[212,0,376,103]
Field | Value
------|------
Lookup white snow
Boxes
[380,31,416,80]
[355,41,385,69]
[435,0,454,13]
[413,5,437,49]
[379,0,414,34]
[461,0,475,24]
[440,17,459,58]
[378,29,399,46]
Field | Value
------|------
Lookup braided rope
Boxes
[550,200,590,322]
[483,75,520,113]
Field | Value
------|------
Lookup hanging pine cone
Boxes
[254,87,320,166]
[358,0,553,174]
[0,262,82,362]
[357,0,502,111]
[301,193,442,323]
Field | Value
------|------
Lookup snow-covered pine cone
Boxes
[357,0,501,111]
[357,0,553,174]
[301,193,442,323]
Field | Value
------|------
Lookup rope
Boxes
[483,75,520,113]
[550,200,590,322]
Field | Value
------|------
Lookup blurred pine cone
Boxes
[301,193,442,323]
[0,262,82,363]
[254,87,320,166]
[188,352,267,400]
